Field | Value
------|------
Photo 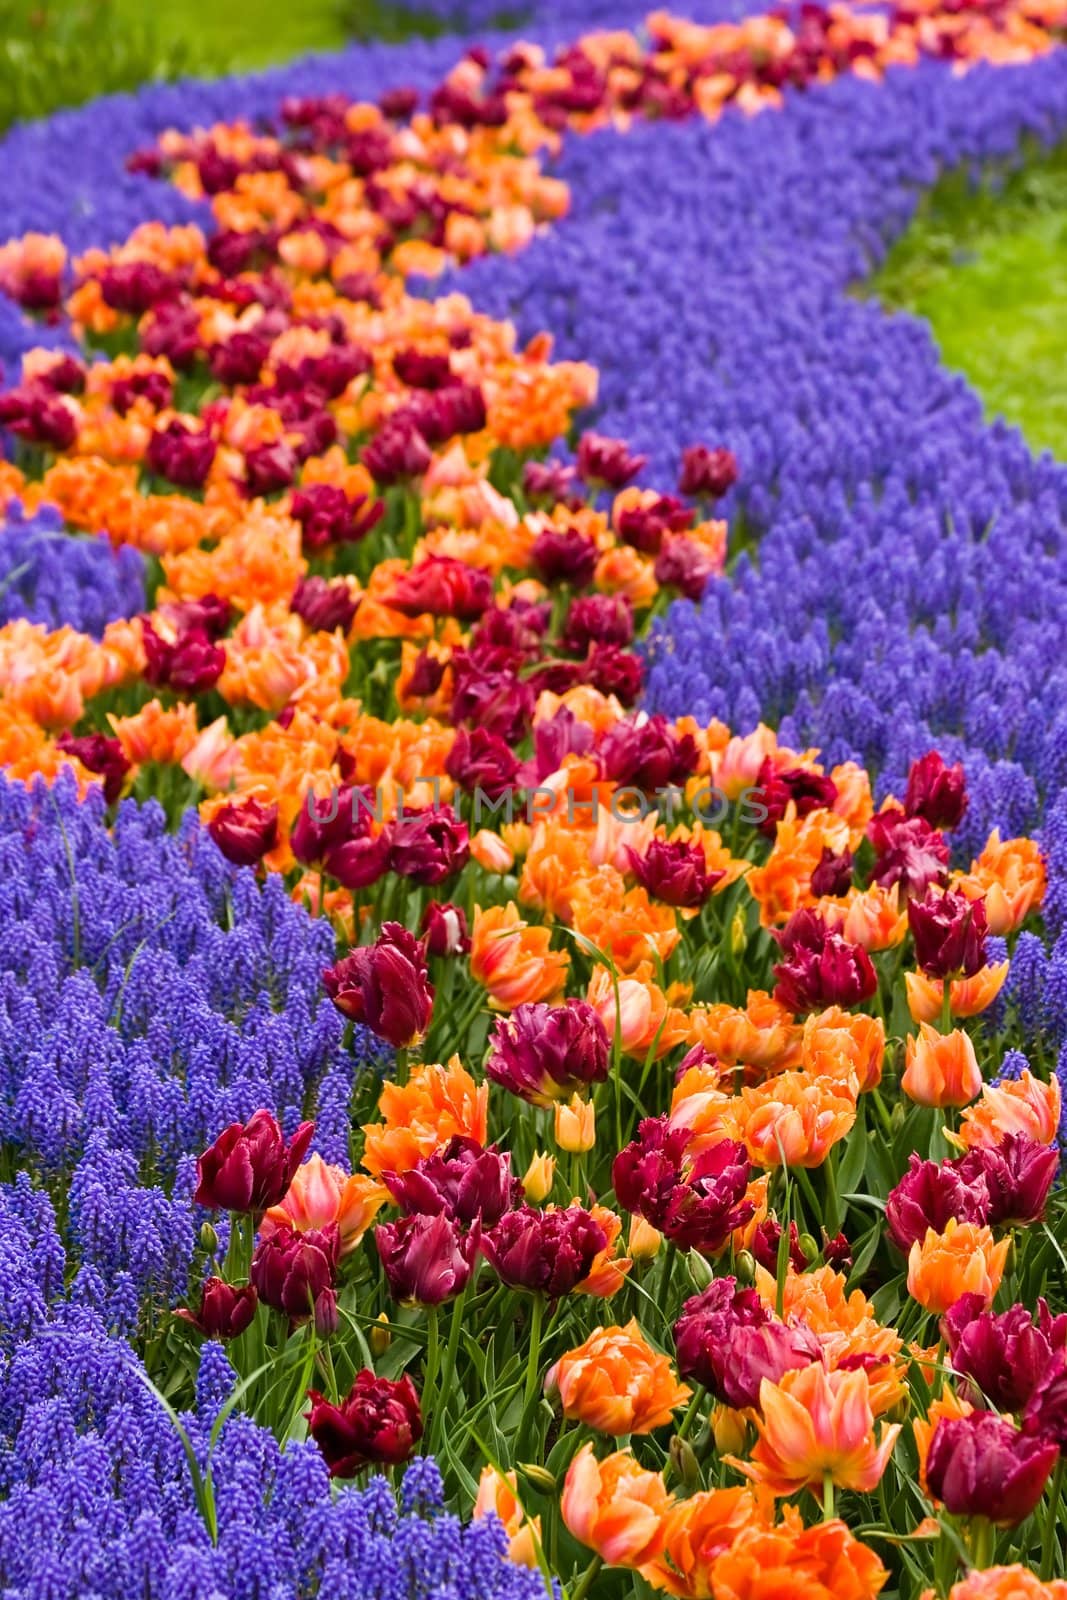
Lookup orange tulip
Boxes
[711,724,780,800]
[689,991,802,1074]
[901,1024,982,1109]
[729,1364,900,1496]
[906,1219,1009,1314]
[547,1320,690,1436]
[955,1069,1061,1151]
[575,1204,633,1299]
[361,1056,488,1178]
[802,1008,884,1094]
[953,830,1046,936]
[822,883,907,953]
[639,1487,770,1598]
[470,828,515,874]
[469,902,569,1010]
[587,962,691,1060]
[473,1467,541,1568]
[707,1506,888,1600]
[920,1567,1067,1600]
[109,698,200,766]
[740,1073,856,1169]
[905,961,1009,1023]
[561,1444,673,1569]
[628,1214,662,1261]
[522,1152,556,1203]
[261,1154,386,1255]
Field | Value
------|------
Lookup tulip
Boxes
[1023,1364,1067,1451]
[555,1095,596,1155]
[922,1568,1067,1600]
[755,758,839,838]
[388,555,494,621]
[654,534,720,601]
[945,1297,1067,1415]
[771,909,877,1014]
[445,726,519,800]
[707,1508,888,1600]
[306,1370,422,1476]
[730,1364,900,1496]
[261,1154,386,1255]
[868,808,950,898]
[614,490,692,554]
[678,443,738,499]
[290,575,359,634]
[385,806,469,886]
[522,1152,556,1203]
[54,732,130,805]
[802,1007,884,1094]
[206,794,279,867]
[177,1277,258,1340]
[956,1070,1061,1152]
[925,1413,1057,1526]
[547,1320,690,1436]
[323,922,433,1048]
[640,1486,768,1598]
[907,1220,1009,1314]
[421,901,470,957]
[383,1135,518,1227]
[244,439,298,496]
[473,1467,542,1568]
[481,1204,607,1297]
[561,1443,673,1568]
[523,458,580,507]
[906,750,968,832]
[250,1221,339,1330]
[908,887,988,979]
[673,1277,821,1409]
[361,416,432,483]
[810,845,855,898]
[613,1118,755,1257]
[953,1133,1058,1226]
[143,620,225,695]
[469,828,514,874]
[470,903,569,1010]
[146,417,216,488]
[375,1211,479,1305]
[627,837,723,909]
[562,593,634,653]
[740,1072,856,1169]
[598,714,701,793]
[532,527,599,589]
[901,1024,982,1109]
[194,1109,314,1214]
[885,1154,989,1254]
[485,998,609,1106]
[750,1217,808,1275]
[577,432,648,491]
[290,483,383,549]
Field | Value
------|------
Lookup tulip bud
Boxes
[518,1464,557,1495]
[669,1435,701,1490]
[711,1403,748,1456]
[734,1249,756,1285]
[798,1232,820,1264]
[370,1312,391,1357]
[891,1099,907,1132]
[628,1214,662,1261]
[554,1094,596,1154]
[686,1248,713,1291]
[522,1152,556,1203]
[200,1221,219,1254]
[731,909,747,957]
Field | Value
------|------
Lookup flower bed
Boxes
[1,6,1067,1599]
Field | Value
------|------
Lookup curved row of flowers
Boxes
[1,5,1067,1600]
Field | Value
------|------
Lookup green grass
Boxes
[870,138,1067,460]
[107,0,350,69]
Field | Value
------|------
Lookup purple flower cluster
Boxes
[0,497,145,634]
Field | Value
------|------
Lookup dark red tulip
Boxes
[35,354,85,394]
[384,1135,518,1227]
[177,1277,258,1340]
[322,922,434,1048]
[54,732,130,805]
[750,1217,809,1275]
[627,836,723,909]
[654,535,720,601]
[290,575,359,635]
[208,329,272,386]
[110,366,173,415]
[532,527,598,589]
[576,431,647,490]
[485,999,610,1107]
[400,382,486,443]
[449,663,534,744]
[885,1154,989,1254]
[146,418,216,488]
[810,846,854,899]
[561,593,634,653]
[522,458,581,509]
[907,886,988,979]
[771,908,877,1014]
[290,483,384,549]
[905,750,968,832]
[194,1109,314,1213]
[953,1133,1059,1228]
[159,594,232,640]
[678,444,738,499]
[613,1117,754,1256]
[291,783,379,869]
[421,901,470,958]
[243,439,298,497]
[444,726,519,801]
[142,620,225,695]
[361,417,432,484]
[405,648,448,700]
[207,794,279,867]
[387,556,494,622]
[944,1296,1067,1415]
[615,493,692,555]
[0,386,78,450]
[583,643,644,705]
[482,1204,607,1297]
[674,1279,821,1409]
[1024,1364,1067,1451]
[384,805,469,886]
[251,1220,339,1332]
[597,713,701,792]
[306,1371,422,1476]
[375,1211,480,1305]
[755,759,839,838]
[99,260,183,315]
[393,348,453,389]
[868,809,949,898]
[925,1412,1057,1526]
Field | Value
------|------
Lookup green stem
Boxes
[569,1555,604,1600]
[940,977,954,1035]
[424,1305,441,1436]
[970,1515,994,1571]
[428,1282,469,1459]
[518,1293,545,1452]
[1041,1454,1065,1581]
[822,1471,835,1521]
